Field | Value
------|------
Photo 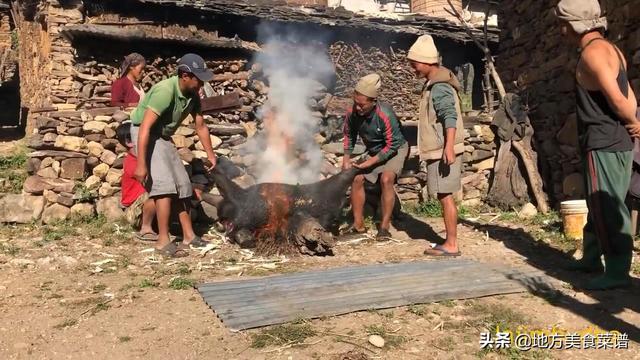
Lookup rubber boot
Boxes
[565,235,604,273]
[583,254,632,290]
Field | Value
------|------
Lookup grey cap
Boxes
[177,53,213,82]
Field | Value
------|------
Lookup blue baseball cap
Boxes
[177,53,213,82]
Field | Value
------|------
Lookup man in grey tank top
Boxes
[555,0,639,289]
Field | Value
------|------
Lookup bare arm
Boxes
[442,128,457,165]
[581,45,639,125]
[342,110,357,169]
[194,113,217,167]
[444,128,456,150]
[133,110,160,183]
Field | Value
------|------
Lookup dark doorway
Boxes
[0,71,24,140]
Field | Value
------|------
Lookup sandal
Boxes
[343,225,368,235]
[375,228,393,241]
[179,235,209,250]
[135,231,159,242]
[155,242,188,258]
[423,244,461,257]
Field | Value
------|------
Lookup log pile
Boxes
[460,121,496,206]
[330,42,420,116]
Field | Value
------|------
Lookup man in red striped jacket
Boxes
[342,74,409,240]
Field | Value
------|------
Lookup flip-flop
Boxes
[343,226,368,235]
[135,231,159,242]
[423,244,461,257]
[375,228,393,241]
[179,235,209,250]
[154,242,188,258]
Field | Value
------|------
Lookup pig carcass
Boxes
[207,161,360,255]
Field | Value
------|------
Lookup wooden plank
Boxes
[201,92,242,114]
[46,107,120,118]
[207,123,246,136]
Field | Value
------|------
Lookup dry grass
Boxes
[250,321,317,348]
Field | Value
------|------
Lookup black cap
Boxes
[177,53,213,82]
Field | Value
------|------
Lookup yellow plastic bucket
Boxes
[560,200,588,241]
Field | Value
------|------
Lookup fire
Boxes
[254,184,294,254]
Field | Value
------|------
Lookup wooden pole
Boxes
[445,0,506,100]
[511,140,549,214]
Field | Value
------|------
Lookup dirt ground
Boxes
[0,208,638,360]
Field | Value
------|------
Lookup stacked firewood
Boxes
[329,42,420,117]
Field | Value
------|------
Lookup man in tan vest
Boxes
[408,35,465,257]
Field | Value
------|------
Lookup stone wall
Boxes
[497,0,640,205]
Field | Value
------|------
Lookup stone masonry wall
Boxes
[498,0,640,205]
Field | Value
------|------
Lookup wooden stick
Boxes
[212,72,250,82]
[90,21,156,26]
[445,0,505,100]
[511,140,549,214]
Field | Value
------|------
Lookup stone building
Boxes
[497,0,640,204]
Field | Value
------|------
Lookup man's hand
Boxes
[354,159,374,169]
[626,122,640,138]
[442,145,456,165]
[342,157,352,170]
[134,163,148,184]
[206,155,217,171]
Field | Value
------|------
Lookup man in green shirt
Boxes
[131,53,217,257]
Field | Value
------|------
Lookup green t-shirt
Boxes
[130,76,201,137]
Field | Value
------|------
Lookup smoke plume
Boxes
[247,24,335,184]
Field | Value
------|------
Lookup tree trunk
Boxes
[487,140,529,210]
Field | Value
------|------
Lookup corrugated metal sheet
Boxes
[197,259,551,331]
